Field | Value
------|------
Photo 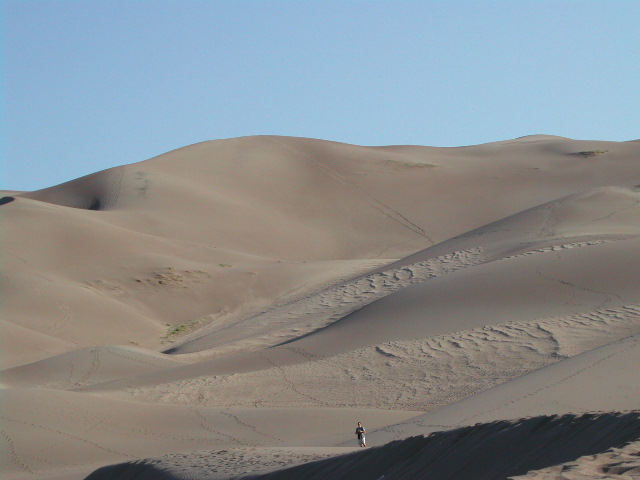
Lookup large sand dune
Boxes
[81,412,640,480]
[1,135,639,480]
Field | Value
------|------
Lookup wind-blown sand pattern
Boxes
[166,247,485,357]
[2,135,640,480]
[512,440,640,479]
[84,413,640,480]
[104,304,640,412]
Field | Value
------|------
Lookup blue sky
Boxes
[3,1,639,191]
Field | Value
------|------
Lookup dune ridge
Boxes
[247,412,640,480]
[2,135,639,480]
[83,412,640,480]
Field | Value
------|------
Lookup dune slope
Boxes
[84,413,640,480]
[2,135,640,480]
[4,135,640,367]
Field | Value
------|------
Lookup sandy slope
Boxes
[245,412,640,480]
[2,135,640,480]
[0,385,417,480]
[359,332,640,447]
[0,345,185,389]
[4,135,640,367]
[81,413,640,480]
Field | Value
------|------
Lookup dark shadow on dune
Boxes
[0,196,15,205]
[246,412,640,480]
[82,412,640,480]
[84,460,180,480]
[271,331,315,348]
[88,197,102,211]
[19,165,125,211]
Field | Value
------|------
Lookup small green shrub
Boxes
[165,325,187,337]
[577,150,608,157]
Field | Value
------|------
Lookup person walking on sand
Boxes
[355,422,366,447]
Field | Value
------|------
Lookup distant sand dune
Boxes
[0,345,184,389]
[166,247,486,357]
[4,136,640,367]
[21,166,126,211]
[101,305,640,412]
[2,135,640,480]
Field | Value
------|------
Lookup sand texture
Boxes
[1,135,640,479]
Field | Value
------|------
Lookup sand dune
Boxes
[4,136,640,367]
[69,186,640,401]
[0,345,185,389]
[247,412,640,480]
[0,320,80,368]
[2,135,640,480]
[1,386,416,480]
[361,332,640,447]
[83,412,640,480]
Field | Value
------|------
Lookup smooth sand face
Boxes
[2,135,639,480]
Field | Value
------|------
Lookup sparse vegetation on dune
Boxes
[575,149,609,157]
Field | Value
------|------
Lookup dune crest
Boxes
[2,135,639,480]
[83,413,640,480]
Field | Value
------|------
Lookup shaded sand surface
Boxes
[512,440,640,479]
[362,332,640,445]
[246,413,640,480]
[5,136,640,368]
[84,447,356,480]
[84,413,640,480]
[2,136,640,480]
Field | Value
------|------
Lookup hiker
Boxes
[355,421,366,447]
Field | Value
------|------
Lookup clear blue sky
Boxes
[3,1,639,191]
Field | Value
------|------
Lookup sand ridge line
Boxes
[161,260,391,352]
[64,354,77,387]
[105,165,126,209]
[282,306,640,411]
[540,200,562,238]
[454,334,640,429]
[116,305,640,411]
[172,247,485,357]
[502,239,613,261]
[2,345,183,390]
[76,348,101,386]
[580,197,640,227]
[215,413,640,480]
[269,137,433,243]
[100,346,179,368]
[85,414,640,479]
[538,187,640,239]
